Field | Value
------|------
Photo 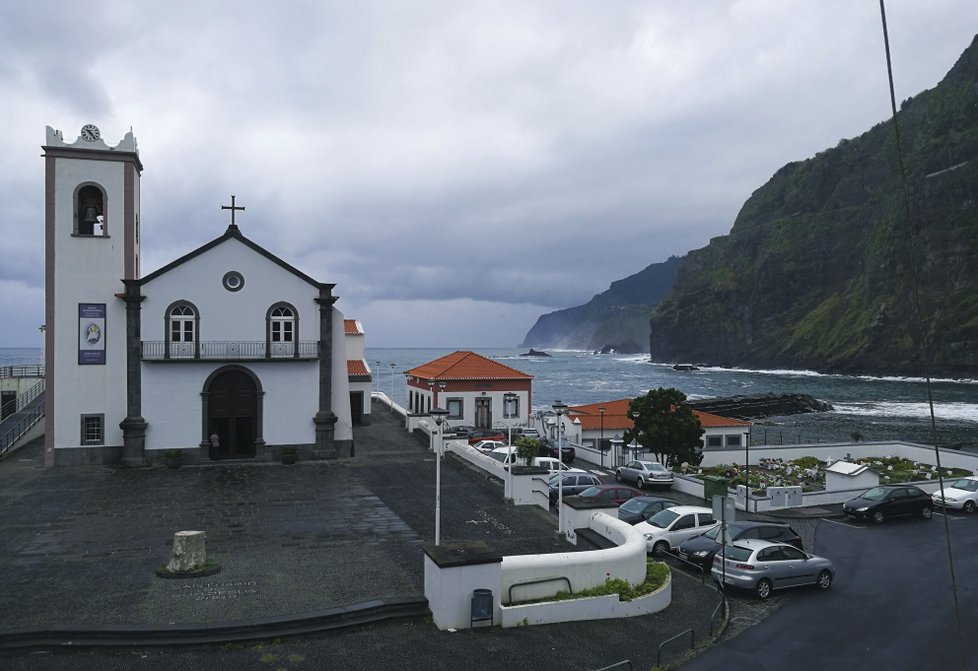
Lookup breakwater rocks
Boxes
[688,393,833,420]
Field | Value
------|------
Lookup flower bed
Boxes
[690,456,970,496]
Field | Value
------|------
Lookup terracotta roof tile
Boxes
[406,351,532,381]
[347,359,371,380]
[344,319,364,335]
[568,397,751,431]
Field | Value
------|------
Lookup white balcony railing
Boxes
[141,341,319,361]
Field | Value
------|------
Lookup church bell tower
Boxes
[43,125,142,466]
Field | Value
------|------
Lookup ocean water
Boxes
[5,346,976,447]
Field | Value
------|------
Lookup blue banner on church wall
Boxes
[78,303,106,365]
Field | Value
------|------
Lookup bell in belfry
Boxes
[79,194,102,235]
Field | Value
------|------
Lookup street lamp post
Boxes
[598,406,606,468]
[552,400,568,538]
[503,392,518,498]
[630,410,640,460]
[389,363,396,412]
[430,407,449,546]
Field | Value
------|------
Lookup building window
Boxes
[81,414,104,445]
[503,395,520,419]
[447,398,463,419]
[270,306,294,342]
[706,435,722,448]
[726,435,742,447]
[166,302,198,358]
[266,303,299,357]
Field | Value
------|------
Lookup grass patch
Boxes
[521,559,669,605]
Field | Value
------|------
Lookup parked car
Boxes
[615,460,674,488]
[711,539,834,599]
[842,484,933,523]
[467,430,506,444]
[547,472,602,504]
[618,496,679,525]
[449,424,476,437]
[678,521,803,570]
[634,505,719,555]
[471,439,508,453]
[572,484,643,505]
[513,427,543,440]
[487,446,518,466]
[537,438,575,464]
[931,475,978,513]
[532,457,584,477]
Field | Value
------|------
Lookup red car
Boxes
[573,484,643,505]
[467,430,506,444]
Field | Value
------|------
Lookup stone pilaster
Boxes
[313,286,339,459]
[119,279,147,466]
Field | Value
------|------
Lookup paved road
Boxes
[683,510,978,670]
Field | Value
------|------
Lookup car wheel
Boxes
[872,510,885,524]
[637,476,645,489]
[756,578,773,600]
[816,570,832,591]
[652,541,669,556]
[965,500,977,514]
[921,506,933,519]
[615,470,623,482]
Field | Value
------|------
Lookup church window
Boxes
[267,303,298,357]
[81,414,104,445]
[166,301,199,359]
[76,184,106,236]
[271,307,295,342]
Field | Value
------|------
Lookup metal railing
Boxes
[0,382,45,457]
[141,341,319,361]
[0,364,45,379]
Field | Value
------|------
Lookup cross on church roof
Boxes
[221,195,246,228]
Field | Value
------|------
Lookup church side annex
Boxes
[43,125,362,467]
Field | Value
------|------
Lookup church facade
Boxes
[42,125,359,466]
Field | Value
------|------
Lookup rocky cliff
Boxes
[520,256,682,352]
[649,36,978,377]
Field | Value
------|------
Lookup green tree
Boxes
[623,388,704,468]
[514,438,540,465]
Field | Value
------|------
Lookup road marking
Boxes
[821,518,865,529]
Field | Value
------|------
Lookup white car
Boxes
[931,476,978,513]
[532,457,585,477]
[487,445,519,465]
[634,505,719,555]
[471,440,508,453]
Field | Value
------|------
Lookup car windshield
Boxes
[648,508,680,529]
[718,545,752,562]
[860,487,890,501]
[702,525,722,540]
[620,498,647,513]
[949,478,978,492]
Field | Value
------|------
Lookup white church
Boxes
[42,124,369,466]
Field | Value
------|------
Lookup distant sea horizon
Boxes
[5,346,976,448]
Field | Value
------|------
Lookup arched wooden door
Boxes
[207,368,258,459]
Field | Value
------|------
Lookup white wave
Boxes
[646,360,977,385]
[831,401,978,423]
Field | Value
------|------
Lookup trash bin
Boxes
[703,475,729,501]
[471,589,493,628]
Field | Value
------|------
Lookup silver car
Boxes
[711,539,834,599]
[615,460,674,488]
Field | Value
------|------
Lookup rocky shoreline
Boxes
[687,393,833,421]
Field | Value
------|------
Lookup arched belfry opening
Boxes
[202,366,264,459]
[76,184,106,235]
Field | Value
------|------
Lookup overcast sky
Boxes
[2,1,975,348]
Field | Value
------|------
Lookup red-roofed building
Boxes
[405,351,532,429]
[343,319,371,425]
[560,398,751,467]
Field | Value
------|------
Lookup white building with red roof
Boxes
[344,319,372,426]
[560,398,752,467]
[404,351,532,430]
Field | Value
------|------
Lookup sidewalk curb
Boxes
[0,596,430,652]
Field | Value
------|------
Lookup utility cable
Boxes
[877,2,965,667]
